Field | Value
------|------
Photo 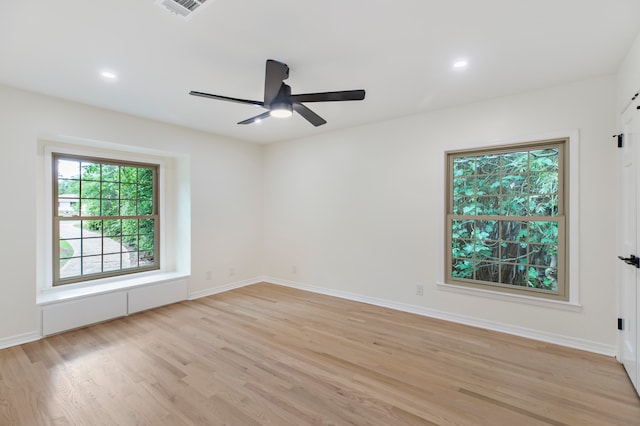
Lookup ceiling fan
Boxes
[189,59,366,127]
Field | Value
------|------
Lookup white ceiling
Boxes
[1,0,639,144]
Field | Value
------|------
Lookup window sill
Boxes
[436,282,582,312]
[37,271,190,306]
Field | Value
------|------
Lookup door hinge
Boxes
[618,254,640,268]
[613,134,624,148]
[618,317,624,331]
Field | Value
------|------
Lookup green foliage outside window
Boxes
[58,162,155,257]
[449,144,563,293]
[55,155,158,284]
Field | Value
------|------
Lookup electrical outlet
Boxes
[206,271,212,280]
[416,284,424,296]
[292,265,297,274]
[229,267,235,276]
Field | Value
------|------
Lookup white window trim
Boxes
[437,130,580,309]
[36,136,191,304]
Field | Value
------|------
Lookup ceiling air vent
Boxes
[156,0,209,20]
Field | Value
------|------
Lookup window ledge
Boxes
[436,282,581,312]
[37,271,190,306]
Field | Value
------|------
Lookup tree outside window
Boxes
[446,140,567,300]
[54,154,159,285]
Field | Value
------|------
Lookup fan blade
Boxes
[290,89,365,103]
[293,103,327,127]
[190,91,263,106]
[264,60,289,105]
[238,111,272,125]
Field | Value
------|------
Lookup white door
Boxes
[618,97,640,395]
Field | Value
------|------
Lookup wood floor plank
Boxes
[1,282,639,425]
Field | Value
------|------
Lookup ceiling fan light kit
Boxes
[269,102,293,118]
[190,59,366,127]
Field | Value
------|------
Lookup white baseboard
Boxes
[0,331,41,350]
[0,277,263,350]
[264,276,617,357]
[5,277,615,357]
[188,276,266,300]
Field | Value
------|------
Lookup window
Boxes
[53,154,159,285]
[445,139,568,300]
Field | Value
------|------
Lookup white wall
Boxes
[617,31,640,113]
[0,84,264,345]
[264,75,618,352]
[3,33,639,352]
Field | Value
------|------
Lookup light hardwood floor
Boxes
[1,283,638,425]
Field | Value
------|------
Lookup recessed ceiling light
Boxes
[452,60,469,70]
[100,71,117,80]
